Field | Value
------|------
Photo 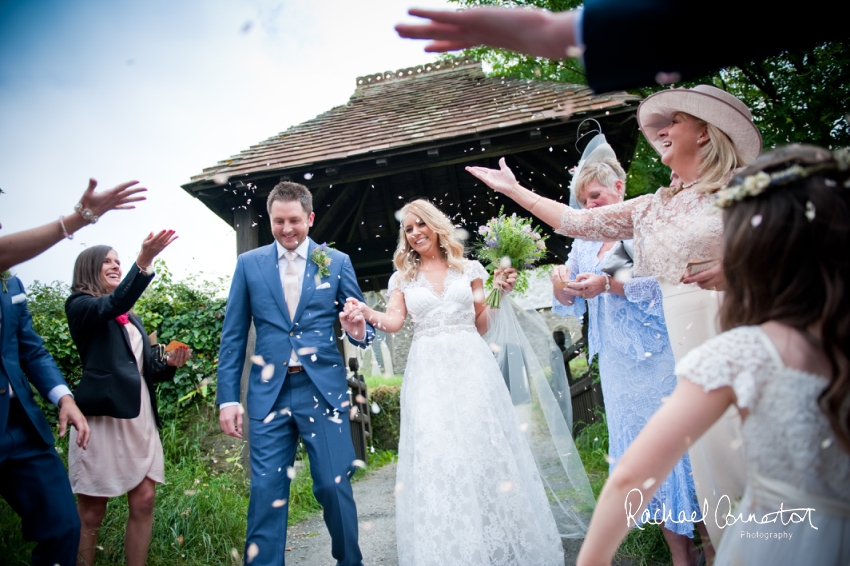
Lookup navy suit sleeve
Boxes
[15,280,67,400]
[337,254,374,348]
[216,255,252,405]
[581,0,848,93]
[65,263,154,332]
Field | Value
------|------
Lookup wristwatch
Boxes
[603,274,611,293]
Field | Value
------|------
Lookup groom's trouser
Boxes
[246,369,362,566]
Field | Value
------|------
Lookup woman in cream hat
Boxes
[467,84,762,557]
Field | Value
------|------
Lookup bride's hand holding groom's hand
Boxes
[339,299,367,340]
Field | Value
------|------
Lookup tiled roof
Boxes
[188,58,638,183]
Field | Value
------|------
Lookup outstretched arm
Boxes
[0,179,146,272]
[344,289,408,334]
[577,378,734,566]
[395,7,579,59]
[466,157,640,241]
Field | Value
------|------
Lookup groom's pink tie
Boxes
[284,251,300,320]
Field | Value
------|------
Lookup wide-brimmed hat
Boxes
[637,85,763,163]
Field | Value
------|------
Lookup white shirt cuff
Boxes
[48,385,73,406]
[219,401,241,410]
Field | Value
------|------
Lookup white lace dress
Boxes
[677,326,850,565]
[391,260,564,566]
[556,188,746,545]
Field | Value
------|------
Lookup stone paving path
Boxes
[282,462,638,566]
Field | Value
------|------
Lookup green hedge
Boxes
[369,385,401,450]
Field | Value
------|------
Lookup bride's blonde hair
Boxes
[393,199,465,283]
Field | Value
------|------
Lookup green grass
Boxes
[363,374,403,389]
[0,407,395,565]
[575,412,674,566]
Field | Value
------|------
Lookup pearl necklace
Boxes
[682,178,701,189]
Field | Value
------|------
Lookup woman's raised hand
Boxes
[137,230,178,268]
[79,178,147,218]
[167,346,191,367]
[466,158,520,197]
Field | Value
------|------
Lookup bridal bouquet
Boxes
[474,207,547,308]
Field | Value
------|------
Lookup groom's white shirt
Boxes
[219,237,311,410]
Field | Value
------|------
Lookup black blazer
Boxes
[65,263,175,428]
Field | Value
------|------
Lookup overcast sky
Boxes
[0,0,454,287]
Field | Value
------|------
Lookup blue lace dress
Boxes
[553,239,699,536]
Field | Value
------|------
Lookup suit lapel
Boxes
[293,239,317,324]
[258,243,292,325]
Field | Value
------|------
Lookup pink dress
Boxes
[69,322,165,496]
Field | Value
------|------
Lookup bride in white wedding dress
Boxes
[343,199,567,566]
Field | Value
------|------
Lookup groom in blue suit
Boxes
[217,181,373,566]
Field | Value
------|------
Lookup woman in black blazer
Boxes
[65,230,188,566]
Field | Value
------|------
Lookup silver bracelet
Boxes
[74,202,99,224]
[58,216,73,240]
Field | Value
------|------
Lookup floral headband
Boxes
[715,146,850,208]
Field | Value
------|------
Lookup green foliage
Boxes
[474,206,548,295]
[133,261,227,417]
[369,385,401,450]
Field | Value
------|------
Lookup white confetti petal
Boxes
[371,402,381,414]
[311,354,318,362]
[352,459,367,468]
[821,438,833,449]
[642,477,656,489]
[263,413,275,424]
[296,347,317,356]
[334,476,342,484]
[498,480,514,493]
[261,364,275,382]
[272,499,287,508]
[750,214,763,227]
[286,466,296,479]
[519,422,529,432]
[393,482,404,495]
[246,542,259,563]
[250,355,266,366]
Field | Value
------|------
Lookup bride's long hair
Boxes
[393,199,465,283]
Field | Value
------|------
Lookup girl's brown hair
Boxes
[719,145,850,450]
[72,245,115,297]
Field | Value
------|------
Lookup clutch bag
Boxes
[600,240,634,277]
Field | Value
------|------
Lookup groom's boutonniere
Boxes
[0,270,12,293]
[311,243,333,279]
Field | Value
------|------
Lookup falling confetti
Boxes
[805,200,816,221]
[263,413,275,424]
[371,402,381,414]
[246,542,259,563]
[642,477,656,489]
[394,482,404,495]
[303,172,314,180]
[750,214,763,227]
[297,347,317,356]
[286,466,296,479]
[272,499,287,508]
[261,364,274,382]
[352,459,367,468]
[334,476,342,484]
[821,438,833,449]
[498,480,514,493]
[251,355,266,366]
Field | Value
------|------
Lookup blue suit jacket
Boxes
[0,277,68,446]
[216,239,373,420]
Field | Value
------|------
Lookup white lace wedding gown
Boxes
[677,326,850,565]
[556,188,746,545]
[391,260,564,566]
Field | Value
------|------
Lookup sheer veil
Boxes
[484,298,596,538]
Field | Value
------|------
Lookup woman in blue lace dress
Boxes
[552,143,702,565]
